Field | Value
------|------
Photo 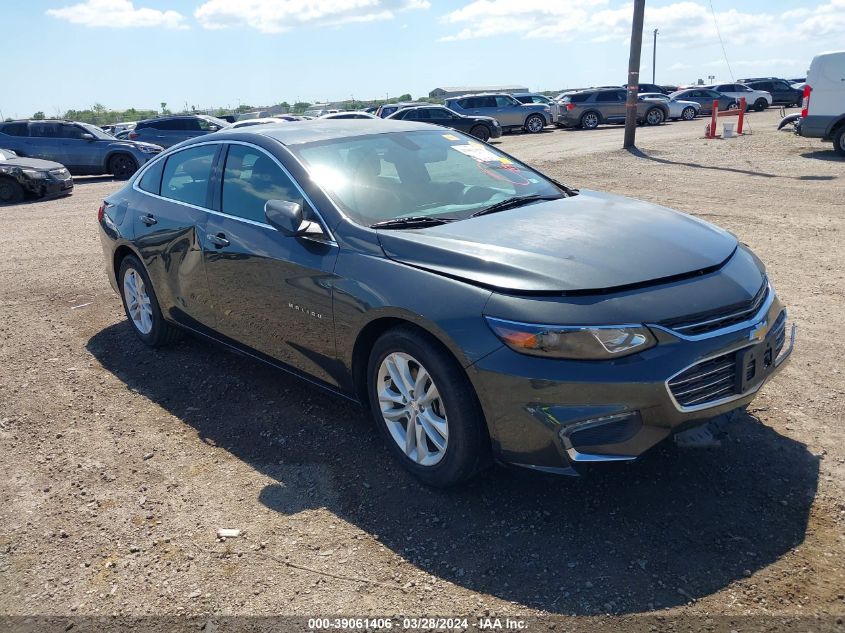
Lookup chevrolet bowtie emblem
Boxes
[749,319,768,343]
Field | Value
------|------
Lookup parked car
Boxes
[320,112,379,120]
[0,147,73,203]
[739,78,804,107]
[98,119,794,486]
[274,115,304,122]
[375,102,429,118]
[0,119,163,179]
[221,117,285,130]
[638,93,700,120]
[667,89,738,114]
[129,115,227,148]
[797,50,845,156]
[444,93,551,133]
[702,83,772,111]
[625,82,671,95]
[558,88,670,129]
[512,93,561,126]
[386,105,501,141]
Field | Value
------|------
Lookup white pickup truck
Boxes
[797,51,845,156]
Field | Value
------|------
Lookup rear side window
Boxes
[138,159,165,195]
[596,91,623,102]
[30,122,62,137]
[161,145,218,207]
[0,122,29,137]
[221,145,304,224]
[568,93,590,103]
[477,96,497,108]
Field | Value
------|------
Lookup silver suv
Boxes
[558,88,670,129]
[444,93,551,133]
[130,115,227,148]
[702,83,772,112]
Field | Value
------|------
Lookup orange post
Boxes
[709,100,719,139]
[737,97,746,134]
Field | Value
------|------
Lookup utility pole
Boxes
[623,0,646,149]
[653,28,658,84]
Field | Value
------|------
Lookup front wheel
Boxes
[524,114,545,134]
[118,255,180,346]
[367,327,489,487]
[754,98,768,112]
[645,107,665,126]
[0,177,24,205]
[580,112,600,130]
[469,125,491,142]
[109,153,138,180]
[681,106,697,121]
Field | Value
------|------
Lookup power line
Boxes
[709,0,735,80]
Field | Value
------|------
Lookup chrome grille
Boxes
[668,352,738,407]
[662,280,769,336]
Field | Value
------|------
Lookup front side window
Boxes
[221,145,304,224]
[58,124,87,139]
[161,144,218,207]
[294,130,562,227]
[495,96,516,108]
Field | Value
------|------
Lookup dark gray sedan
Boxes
[98,120,794,486]
[668,89,739,114]
[0,148,73,203]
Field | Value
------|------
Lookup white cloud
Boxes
[440,0,845,46]
[46,0,187,29]
[195,0,430,33]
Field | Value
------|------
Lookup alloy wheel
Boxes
[377,352,448,466]
[682,106,696,120]
[526,115,544,133]
[647,109,664,125]
[582,113,599,129]
[123,268,153,335]
[110,155,137,179]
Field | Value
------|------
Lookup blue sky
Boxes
[3,0,843,117]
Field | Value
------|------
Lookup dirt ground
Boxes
[1,110,843,630]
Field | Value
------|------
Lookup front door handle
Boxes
[207,232,230,248]
[139,214,157,226]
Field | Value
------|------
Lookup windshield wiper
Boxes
[370,216,458,230]
[470,194,565,218]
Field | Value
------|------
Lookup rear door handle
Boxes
[139,214,157,226]
[207,232,230,248]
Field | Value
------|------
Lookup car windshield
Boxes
[80,123,114,139]
[292,130,563,227]
[0,149,14,160]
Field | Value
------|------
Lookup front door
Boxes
[56,123,100,171]
[202,143,341,386]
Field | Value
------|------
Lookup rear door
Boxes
[132,143,219,330]
[428,107,472,133]
[202,143,340,385]
[25,122,68,163]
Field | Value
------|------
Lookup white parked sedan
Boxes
[638,93,701,121]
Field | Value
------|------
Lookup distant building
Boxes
[428,85,529,99]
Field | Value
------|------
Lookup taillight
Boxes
[566,103,576,111]
[97,202,105,223]
[801,85,811,118]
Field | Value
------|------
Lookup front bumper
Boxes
[22,173,74,198]
[468,294,795,473]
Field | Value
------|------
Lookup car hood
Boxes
[0,157,65,171]
[104,139,162,151]
[377,190,738,293]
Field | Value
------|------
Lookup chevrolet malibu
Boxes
[97,120,795,487]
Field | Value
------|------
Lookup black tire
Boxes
[469,125,491,142]
[681,106,697,121]
[524,114,545,134]
[754,98,768,112]
[0,177,24,205]
[366,326,489,487]
[835,127,845,158]
[580,111,600,130]
[117,255,181,346]
[645,107,665,126]
[109,153,138,180]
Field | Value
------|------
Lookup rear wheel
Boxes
[524,114,545,134]
[469,125,491,142]
[109,153,138,180]
[367,326,489,487]
[118,255,180,346]
[580,112,600,130]
[646,107,665,125]
[0,177,24,204]
[681,106,697,121]
[835,127,845,157]
[754,98,768,112]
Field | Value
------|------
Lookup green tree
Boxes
[398,93,412,101]
[292,102,311,113]
[32,111,45,120]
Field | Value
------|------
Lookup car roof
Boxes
[448,92,512,98]
[214,119,434,146]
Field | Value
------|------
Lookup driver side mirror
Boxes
[265,200,325,239]
[81,133,95,141]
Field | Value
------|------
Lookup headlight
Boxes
[485,317,656,360]
[21,168,47,179]
[138,145,160,154]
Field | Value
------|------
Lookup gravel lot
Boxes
[1,110,843,629]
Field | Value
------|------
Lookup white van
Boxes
[797,50,845,156]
